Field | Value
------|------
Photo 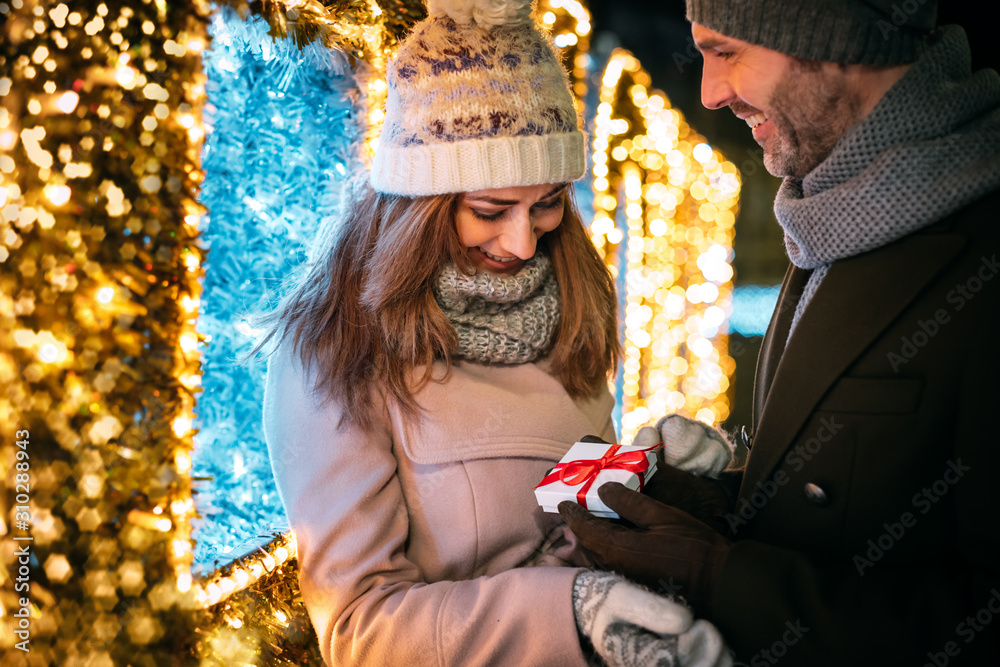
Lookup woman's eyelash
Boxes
[472,209,506,221]
[470,198,563,221]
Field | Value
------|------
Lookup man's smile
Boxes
[743,112,769,129]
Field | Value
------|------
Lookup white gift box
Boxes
[534,442,658,519]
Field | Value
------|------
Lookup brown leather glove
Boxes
[559,481,732,616]
[641,464,736,537]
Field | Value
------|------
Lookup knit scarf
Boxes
[433,254,561,364]
[774,26,1000,333]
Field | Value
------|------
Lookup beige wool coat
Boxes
[263,346,617,666]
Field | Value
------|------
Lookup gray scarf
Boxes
[774,26,1000,333]
[433,254,560,364]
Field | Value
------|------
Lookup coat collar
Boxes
[740,228,966,498]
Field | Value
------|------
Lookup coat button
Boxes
[740,426,754,451]
[804,482,830,506]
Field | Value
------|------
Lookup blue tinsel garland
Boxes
[192,5,365,572]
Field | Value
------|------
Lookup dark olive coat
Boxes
[713,188,1000,666]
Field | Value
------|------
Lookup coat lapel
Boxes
[741,230,966,497]
[752,265,811,434]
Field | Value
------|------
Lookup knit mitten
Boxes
[633,414,734,479]
[572,570,731,667]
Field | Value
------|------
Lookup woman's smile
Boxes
[473,246,525,273]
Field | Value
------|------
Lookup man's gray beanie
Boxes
[686,0,938,65]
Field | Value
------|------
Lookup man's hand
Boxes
[642,464,734,536]
[559,482,732,615]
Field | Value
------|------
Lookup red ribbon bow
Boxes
[536,443,661,510]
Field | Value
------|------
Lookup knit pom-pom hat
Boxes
[370,0,585,196]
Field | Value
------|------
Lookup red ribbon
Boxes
[536,443,661,509]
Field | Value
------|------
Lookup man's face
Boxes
[692,23,863,179]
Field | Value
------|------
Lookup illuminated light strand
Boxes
[593,49,740,443]
[190,533,298,608]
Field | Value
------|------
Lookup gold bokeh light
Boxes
[592,49,739,443]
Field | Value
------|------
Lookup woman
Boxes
[260,1,729,664]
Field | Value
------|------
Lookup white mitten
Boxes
[572,571,732,667]
[678,619,733,666]
[633,414,734,478]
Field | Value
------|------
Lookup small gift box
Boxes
[534,442,659,519]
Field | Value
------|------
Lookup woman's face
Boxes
[455,183,567,275]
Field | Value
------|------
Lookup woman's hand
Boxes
[633,414,735,479]
[572,569,732,666]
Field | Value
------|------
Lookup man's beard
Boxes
[739,62,865,179]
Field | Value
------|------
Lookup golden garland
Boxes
[1,0,214,662]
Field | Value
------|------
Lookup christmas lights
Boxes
[592,49,740,443]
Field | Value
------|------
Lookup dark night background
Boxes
[584,1,1000,430]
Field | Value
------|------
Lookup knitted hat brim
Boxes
[370,131,586,196]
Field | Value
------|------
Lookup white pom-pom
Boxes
[426,0,533,28]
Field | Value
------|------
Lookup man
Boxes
[561,1,1000,664]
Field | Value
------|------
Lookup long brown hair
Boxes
[254,180,620,430]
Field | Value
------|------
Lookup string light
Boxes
[189,533,297,609]
[593,49,740,443]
